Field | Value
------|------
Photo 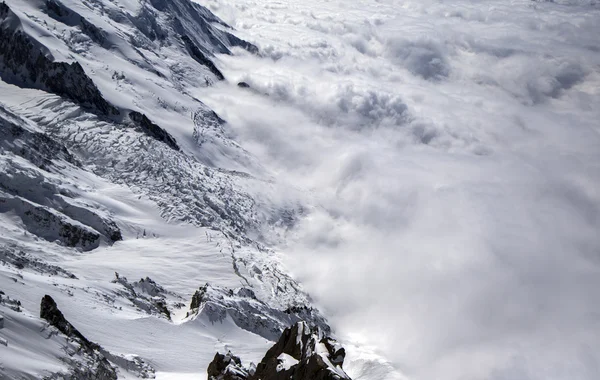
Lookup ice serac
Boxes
[0,2,118,116]
[0,107,123,250]
[40,295,118,380]
[207,321,351,380]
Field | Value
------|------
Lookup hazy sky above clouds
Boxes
[199,0,600,379]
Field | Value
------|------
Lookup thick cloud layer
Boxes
[199,0,600,379]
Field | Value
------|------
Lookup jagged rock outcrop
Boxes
[207,351,252,380]
[40,295,118,380]
[188,284,330,341]
[111,273,176,320]
[207,321,351,380]
[129,111,180,151]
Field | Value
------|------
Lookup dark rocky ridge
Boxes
[112,273,176,320]
[129,111,181,151]
[45,0,108,47]
[0,1,118,116]
[40,295,118,380]
[0,196,102,250]
[182,34,225,81]
[0,246,77,278]
[0,104,81,170]
[207,321,351,380]
[126,0,258,82]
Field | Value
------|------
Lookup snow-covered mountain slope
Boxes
[2,0,599,379]
[0,0,377,379]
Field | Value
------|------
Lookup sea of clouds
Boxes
[199,0,600,379]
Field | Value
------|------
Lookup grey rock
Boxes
[207,351,251,380]
[0,195,101,251]
[40,295,118,380]
[181,34,225,81]
[251,322,350,380]
[207,322,351,380]
[129,111,180,151]
[112,273,175,320]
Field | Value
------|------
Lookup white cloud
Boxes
[200,0,600,379]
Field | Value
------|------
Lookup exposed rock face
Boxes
[0,104,80,169]
[40,295,118,380]
[182,34,225,81]
[40,295,94,347]
[207,322,351,380]
[129,111,180,151]
[252,322,349,380]
[0,246,77,278]
[111,273,176,320]
[0,2,118,116]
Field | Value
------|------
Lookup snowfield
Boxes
[1,0,599,379]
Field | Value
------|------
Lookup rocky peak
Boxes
[252,321,350,380]
[207,321,351,380]
[207,351,252,380]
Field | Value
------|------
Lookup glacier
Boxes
[1,0,599,379]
